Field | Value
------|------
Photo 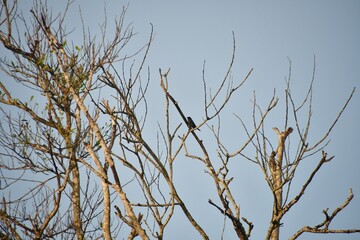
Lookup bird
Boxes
[187,116,200,131]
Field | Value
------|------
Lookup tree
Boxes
[0,1,359,239]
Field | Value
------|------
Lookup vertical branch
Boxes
[267,127,292,240]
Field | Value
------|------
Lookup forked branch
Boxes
[289,189,360,239]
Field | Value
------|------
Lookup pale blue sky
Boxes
[2,1,360,239]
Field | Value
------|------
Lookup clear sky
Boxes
[2,1,360,239]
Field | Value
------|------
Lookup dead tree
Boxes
[159,46,359,239]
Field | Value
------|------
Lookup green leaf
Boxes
[30,96,34,101]
[60,41,67,48]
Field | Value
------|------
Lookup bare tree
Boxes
[0,1,359,240]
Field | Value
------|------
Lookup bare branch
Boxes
[290,189,359,240]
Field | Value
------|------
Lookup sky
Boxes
[2,0,360,239]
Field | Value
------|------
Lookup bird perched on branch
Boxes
[187,116,200,131]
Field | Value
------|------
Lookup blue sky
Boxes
[2,1,360,239]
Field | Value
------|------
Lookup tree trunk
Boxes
[270,127,292,240]
[71,160,84,240]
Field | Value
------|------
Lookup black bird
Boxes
[187,116,200,131]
